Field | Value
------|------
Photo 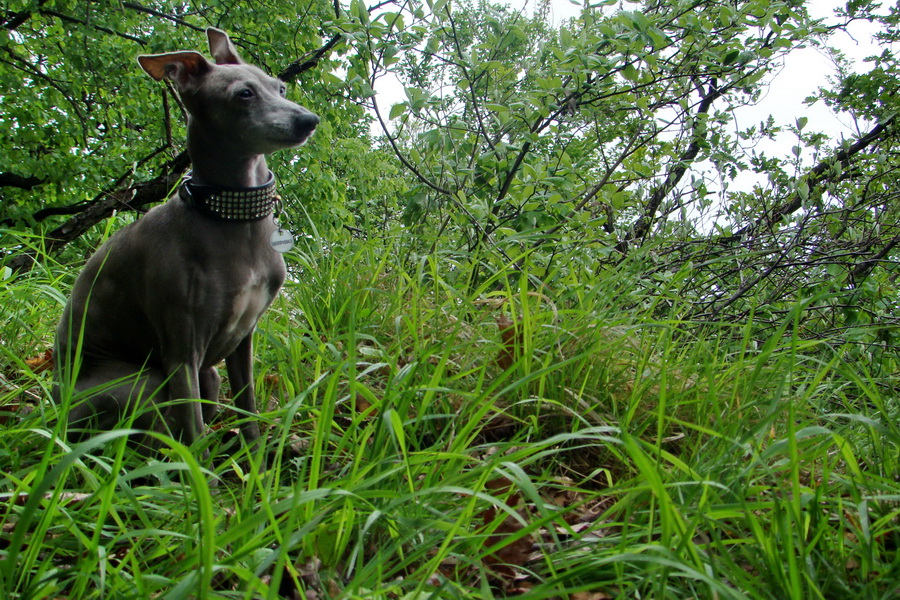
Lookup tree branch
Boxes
[278,34,343,82]
[730,115,896,243]
[371,96,453,196]
[2,0,48,30]
[120,2,202,31]
[0,172,44,190]
[39,9,146,44]
[5,151,189,273]
[5,26,342,272]
[850,232,900,284]
[617,80,723,255]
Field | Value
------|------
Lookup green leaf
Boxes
[722,49,740,66]
[389,103,408,120]
[623,63,639,82]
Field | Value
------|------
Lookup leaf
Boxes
[622,63,639,82]
[24,348,53,374]
[496,315,520,369]
[351,0,369,25]
[389,102,408,120]
[431,0,449,16]
[722,49,740,66]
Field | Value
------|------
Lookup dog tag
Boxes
[270,227,294,253]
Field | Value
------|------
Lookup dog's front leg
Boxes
[224,334,263,464]
[165,362,206,450]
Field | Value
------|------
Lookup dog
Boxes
[54,28,318,459]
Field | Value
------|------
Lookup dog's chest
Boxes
[221,267,279,342]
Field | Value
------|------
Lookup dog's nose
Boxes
[294,112,319,140]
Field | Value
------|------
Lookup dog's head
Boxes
[138,29,319,152]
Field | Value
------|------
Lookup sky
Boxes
[741,0,881,139]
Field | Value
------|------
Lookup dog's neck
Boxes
[181,128,279,221]
[187,133,271,185]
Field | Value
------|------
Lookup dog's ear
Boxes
[206,28,243,65]
[138,51,212,88]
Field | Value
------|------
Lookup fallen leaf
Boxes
[505,580,534,596]
[278,565,304,600]
[25,348,53,374]
[480,478,535,582]
[571,592,613,600]
[496,315,522,370]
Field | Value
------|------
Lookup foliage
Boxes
[342,0,815,243]
[0,0,384,257]
[335,0,900,350]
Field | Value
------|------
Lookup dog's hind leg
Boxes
[63,359,168,447]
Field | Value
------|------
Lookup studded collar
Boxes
[179,171,279,222]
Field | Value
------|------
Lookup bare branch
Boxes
[0,172,44,190]
[278,34,343,82]
[617,80,724,255]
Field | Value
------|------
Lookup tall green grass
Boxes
[1,227,898,599]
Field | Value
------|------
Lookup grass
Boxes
[1,226,899,599]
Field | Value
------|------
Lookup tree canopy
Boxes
[2,0,898,353]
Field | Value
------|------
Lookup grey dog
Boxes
[54,29,318,457]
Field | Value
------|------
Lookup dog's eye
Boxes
[279,85,287,97]
[237,88,255,99]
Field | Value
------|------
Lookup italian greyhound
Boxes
[54,29,318,459]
